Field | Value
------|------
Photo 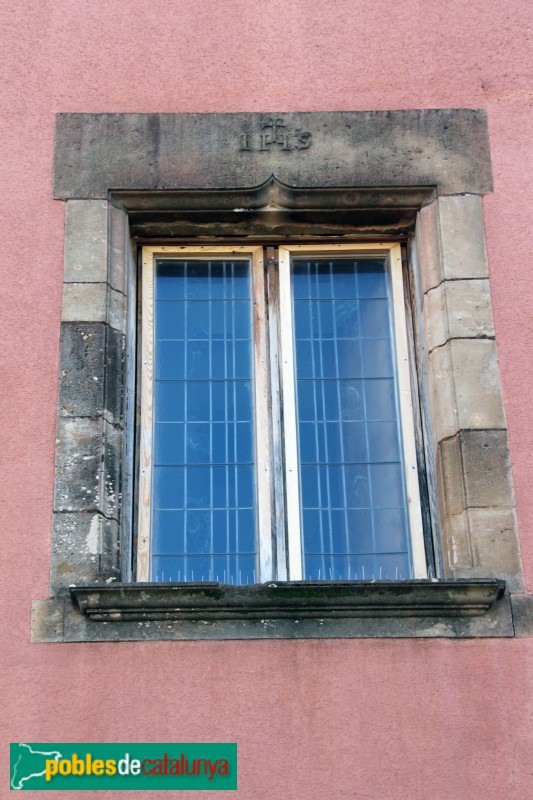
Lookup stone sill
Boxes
[70,579,505,622]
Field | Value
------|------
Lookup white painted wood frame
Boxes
[137,246,271,583]
[278,244,427,581]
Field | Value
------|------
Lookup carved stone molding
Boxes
[71,580,505,622]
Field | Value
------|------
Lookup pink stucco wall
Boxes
[1,1,532,797]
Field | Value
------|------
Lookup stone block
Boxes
[415,200,442,295]
[437,433,465,519]
[53,110,493,199]
[438,195,489,282]
[423,278,495,352]
[102,420,123,521]
[452,340,506,431]
[58,323,105,418]
[454,507,523,591]
[438,429,514,520]
[445,278,494,340]
[50,512,120,594]
[427,339,506,442]
[109,204,129,294]
[460,429,514,508]
[107,285,127,333]
[58,323,123,422]
[61,282,107,322]
[63,200,108,283]
[511,594,533,636]
[61,282,126,333]
[104,326,126,425]
[426,342,457,443]
[54,416,105,513]
[441,511,473,570]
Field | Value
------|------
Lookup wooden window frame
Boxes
[137,242,426,584]
[279,244,426,580]
[138,245,271,583]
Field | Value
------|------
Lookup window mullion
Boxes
[266,248,288,581]
[252,247,274,582]
[278,247,304,580]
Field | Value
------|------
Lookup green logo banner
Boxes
[10,743,237,790]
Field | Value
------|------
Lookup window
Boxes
[137,243,426,584]
[34,110,517,641]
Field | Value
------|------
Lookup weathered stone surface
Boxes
[107,286,126,332]
[511,594,533,636]
[54,110,493,199]
[416,195,490,295]
[453,508,523,591]
[31,589,514,642]
[427,340,506,442]
[58,323,105,417]
[438,429,514,519]
[438,195,490,282]
[50,512,120,594]
[441,511,473,571]
[63,200,108,283]
[437,433,466,520]
[445,279,495,339]
[102,421,123,521]
[423,278,495,352]
[61,283,126,332]
[104,327,126,424]
[415,199,442,296]
[71,579,506,621]
[108,204,129,294]
[61,282,107,322]
[54,416,105,513]
[53,416,122,519]
[58,323,123,421]
[460,429,514,508]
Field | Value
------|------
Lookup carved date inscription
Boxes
[239,118,312,153]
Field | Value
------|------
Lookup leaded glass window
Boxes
[138,244,426,583]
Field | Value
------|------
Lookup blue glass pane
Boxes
[156,302,186,340]
[156,383,186,421]
[346,509,374,553]
[292,259,412,580]
[152,511,185,554]
[359,299,390,338]
[364,379,396,420]
[370,464,404,508]
[151,260,257,584]
[373,508,408,553]
[155,341,185,380]
[361,339,393,378]
[154,423,185,465]
[153,466,185,509]
[367,421,401,462]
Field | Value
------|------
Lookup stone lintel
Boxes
[54,110,493,199]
